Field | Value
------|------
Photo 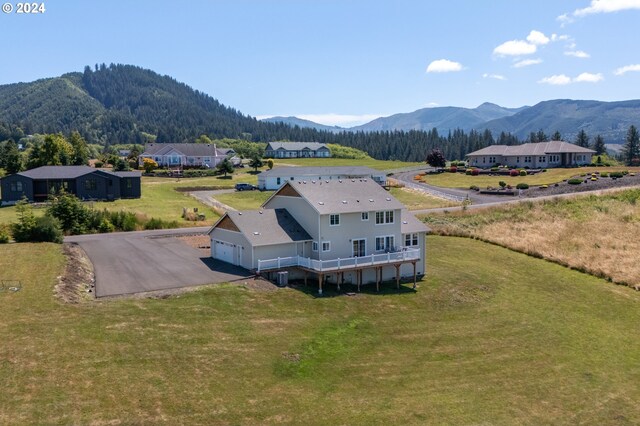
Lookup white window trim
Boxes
[322,241,331,252]
[329,214,340,226]
[352,238,366,257]
[404,233,419,247]
[361,212,369,221]
[375,235,395,252]
[312,241,318,252]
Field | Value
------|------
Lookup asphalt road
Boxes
[66,227,253,297]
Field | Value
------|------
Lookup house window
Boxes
[10,181,23,192]
[312,241,318,252]
[126,179,132,189]
[84,179,97,190]
[375,236,395,252]
[330,214,340,226]
[539,156,545,162]
[322,241,331,252]
[405,233,419,247]
[276,177,281,185]
[375,210,394,224]
[361,212,369,221]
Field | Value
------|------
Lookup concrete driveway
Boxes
[66,227,253,297]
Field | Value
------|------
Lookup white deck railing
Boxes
[257,247,421,273]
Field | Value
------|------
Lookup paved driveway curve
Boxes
[66,227,253,297]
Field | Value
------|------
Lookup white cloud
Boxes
[538,74,572,85]
[614,64,640,75]
[526,30,550,45]
[574,72,604,82]
[559,0,640,23]
[538,72,604,85]
[426,59,464,73]
[574,0,640,17]
[424,102,440,107]
[551,34,570,41]
[493,39,537,56]
[482,73,506,80]
[512,58,543,68]
[565,50,590,58]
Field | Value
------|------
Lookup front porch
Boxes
[257,248,422,294]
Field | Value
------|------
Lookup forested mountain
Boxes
[261,116,344,132]
[482,99,640,143]
[351,103,525,132]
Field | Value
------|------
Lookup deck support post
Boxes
[357,269,361,292]
[395,264,400,290]
[336,272,340,292]
[376,267,380,292]
[412,262,417,289]
[318,273,323,295]
[304,270,308,287]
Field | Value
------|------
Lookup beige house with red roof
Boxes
[466,141,595,169]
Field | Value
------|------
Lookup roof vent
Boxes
[369,199,374,202]
[312,180,316,184]
[238,212,242,215]
[318,201,324,205]
[303,181,307,184]
[338,179,342,183]
[325,180,329,183]
[351,179,355,182]
[342,200,347,204]
[253,231,260,235]
[363,179,367,182]
[402,221,408,224]
[386,197,391,201]
[259,210,263,214]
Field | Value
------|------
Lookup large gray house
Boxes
[139,143,234,168]
[257,166,387,190]
[208,178,428,293]
[0,166,141,205]
[466,141,595,169]
[264,142,331,159]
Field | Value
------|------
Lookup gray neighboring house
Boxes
[208,179,429,293]
[139,143,234,168]
[264,141,331,159]
[0,166,141,205]
[466,140,595,169]
[257,166,387,190]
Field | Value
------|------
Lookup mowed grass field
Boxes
[275,157,420,170]
[421,166,640,188]
[215,190,273,210]
[2,237,640,424]
[389,187,460,210]
[423,188,640,287]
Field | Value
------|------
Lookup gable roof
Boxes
[142,143,226,157]
[265,141,329,151]
[265,179,405,215]
[208,208,312,246]
[259,166,383,178]
[18,166,97,179]
[466,141,595,157]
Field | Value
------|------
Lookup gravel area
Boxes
[521,172,640,198]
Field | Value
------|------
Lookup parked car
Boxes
[235,183,257,191]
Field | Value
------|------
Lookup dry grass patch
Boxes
[389,187,460,210]
[423,189,640,288]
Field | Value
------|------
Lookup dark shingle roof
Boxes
[259,166,383,178]
[18,166,97,179]
[265,141,329,151]
[142,143,226,157]
[112,171,142,178]
[467,141,595,157]
[211,208,312,246]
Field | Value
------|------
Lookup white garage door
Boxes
[214,240,235,264]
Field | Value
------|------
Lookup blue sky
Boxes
[2,0,640,126]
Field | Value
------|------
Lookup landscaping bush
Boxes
[183,169,219,177]
[449,166,457,173]
[98,218,115,233]
[499,181,507,188]
[601,172,609,177]
[509,169,519,177]
[144,217,180,230]
[469,185,480,191]
[465,169,472,175]
[516,183,529,189]
[568,178,583,185]
[0,225,10,243]
[31,215,64,244]
[94,161,103,168]
[609,172,624,178]
[471,168,480,176]
[540,184,549,189]
[519,170,527,176]
[491,167,499,172]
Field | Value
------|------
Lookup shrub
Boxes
[491,167,499,172]
[519,170,527,176]
[610,172,624,178]
[0,225,10,243]
[449,166,457,173]
[94,161,103,168]
[568,178,583,185]
[142,158,158,174]
[516,183,529,189]
[31,215,64,243]
[471,168,480,176]
[601,172,609,177]
[540,184,549,189]
[499,181,507,188]
[469,185,480,191]
[144,217,180,230]
[509,169,519,177]
[542,169,547,172]
[98,219,115,233]
[591,177,598,181]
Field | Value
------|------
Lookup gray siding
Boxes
[210,228,252,269]
[0,175,33,203]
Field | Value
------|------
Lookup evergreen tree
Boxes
[575,129,589,148]
[3,140,23,174]
[536,130,548,142]
[552,131,562,141]
[216,157,234,177]
[69,131,89,165]
[622,125,640,166]
[248,155,263,172]
[592,134,606,155]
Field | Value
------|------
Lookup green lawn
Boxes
[2,236,640,424]
[389,187,460,210]
[275,157,420,170]
[215,190,273,210]
[422,166,640,188]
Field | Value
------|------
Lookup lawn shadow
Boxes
[287,278,418,298]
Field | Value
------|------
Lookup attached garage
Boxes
[212,240,236,264]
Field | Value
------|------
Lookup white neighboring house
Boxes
[208,179,429,293]
[138,143,234,168]
[257,166,387,190]
[466,141,595,169]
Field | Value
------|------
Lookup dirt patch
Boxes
[178,235,210,254]
[56,243,95,303]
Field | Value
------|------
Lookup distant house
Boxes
[264,142,331,159]
[466,141,595,169]
[0,166,141,205]
[208,179,428,293]
[257,166,387,190]
[138,143,235,168]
